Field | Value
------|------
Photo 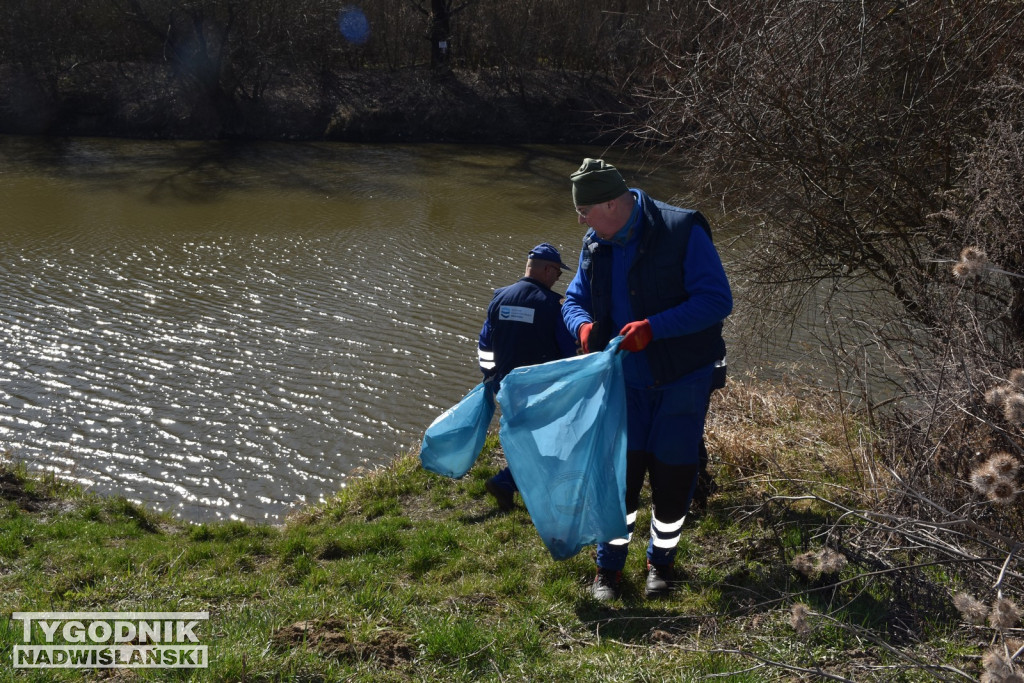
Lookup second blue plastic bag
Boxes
[420,382,495,479]
[496,337,628,560]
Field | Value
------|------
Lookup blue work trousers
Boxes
[596,367,712,570]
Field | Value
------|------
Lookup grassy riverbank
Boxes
[0,379,993,681]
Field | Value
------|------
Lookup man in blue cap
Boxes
[478,243,578,510]
[562,158,732,600]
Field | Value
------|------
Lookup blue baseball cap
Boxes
[528,243,570,270]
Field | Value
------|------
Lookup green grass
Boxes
[0,382,994,681]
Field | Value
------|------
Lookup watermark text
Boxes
[11,612,208,669]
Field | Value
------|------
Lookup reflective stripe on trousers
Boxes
[596,452,699,570]
[604,510,686,549]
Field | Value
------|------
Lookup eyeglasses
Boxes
[575,201,610,219]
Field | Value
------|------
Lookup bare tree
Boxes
[408,0,480,69]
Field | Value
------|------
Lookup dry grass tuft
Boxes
[706,378,876,500]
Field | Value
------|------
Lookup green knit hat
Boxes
[570,158,629,206]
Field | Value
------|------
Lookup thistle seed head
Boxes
[982,647,1015,679]
[1004,393,1024,425]
[972,466,998,495]
[987,386,1011,407]
[990,598,1021,630]
[817,548,848,575]
[952,592,989,625]
[1010,369,1024,392]
[954,247,989,278]
[791,551,816,578]
[792,548,848,578]
[988,480,1018,505]
[953,260,985,278]
[988,452,1020,480]
[790,603,811,635]
[961,246,988,263]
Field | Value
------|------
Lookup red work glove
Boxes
[619,319,653,352]
[578,322,594,354]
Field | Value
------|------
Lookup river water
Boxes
[0,137,776,523]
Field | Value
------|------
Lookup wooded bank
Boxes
[0,0,660,141]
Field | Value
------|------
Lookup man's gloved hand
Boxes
[619,319,653,352]
[579,322,594,354]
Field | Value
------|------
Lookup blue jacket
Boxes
[562,189,732,388]
[478,277,577,386]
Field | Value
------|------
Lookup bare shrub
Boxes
[630,0,1024,368]
[630,1,1024,677]
[632,0,1024,518]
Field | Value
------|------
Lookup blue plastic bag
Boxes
[420,382,495,479]
[496,337,628,560]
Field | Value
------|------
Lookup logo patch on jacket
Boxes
[499,306,535,323]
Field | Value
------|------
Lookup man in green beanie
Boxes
[570,158,630,209]
[561,158,732,600]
